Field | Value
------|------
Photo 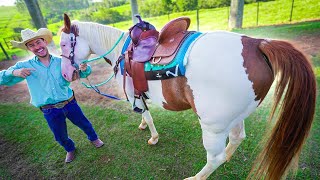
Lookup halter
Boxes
[61,25,125,100]
[61,26,79,70]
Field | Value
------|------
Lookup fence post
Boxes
[3,38,10,49]
[227,6,230,28]
[0,42,10,60]
[256,2,260,26]
[196,8,200,31]
[290,0,295,22]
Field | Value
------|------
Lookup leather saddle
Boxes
[151,17,191,65]
[124,15,191,99]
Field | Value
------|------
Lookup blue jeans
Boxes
[41,99,98,152]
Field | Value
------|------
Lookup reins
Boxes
[81,32,125,64]
[82,74,122,100]
[65,29,125,100]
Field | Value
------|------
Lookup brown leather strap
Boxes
[40,95,75,110]
[123,53,129,101]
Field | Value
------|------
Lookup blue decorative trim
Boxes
[144,32,202,75]
[119,36,131,75]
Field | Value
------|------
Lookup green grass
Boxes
[232,20,320,39]
[112,0,320,30]
[0,74,319,179]
[110,4,131,15]
[0,101,273,179]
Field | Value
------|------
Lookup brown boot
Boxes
[91,139,104,148]
[65,150,76,163]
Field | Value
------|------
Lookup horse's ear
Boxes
[63,13,71,33]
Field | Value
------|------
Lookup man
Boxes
[0,28,104,163]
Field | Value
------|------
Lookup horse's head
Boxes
[60,13,91,82]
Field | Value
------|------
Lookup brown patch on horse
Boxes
[70,24,79,36]
[241,36,274,104]
[161,76,196,113]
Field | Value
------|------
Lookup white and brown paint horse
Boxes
[59,14,316,180]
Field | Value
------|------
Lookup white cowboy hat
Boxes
[10,28,53,50]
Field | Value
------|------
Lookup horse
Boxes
[59,14,316,180]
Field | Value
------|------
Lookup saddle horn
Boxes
[135,15,143,24]
[130,15,157,46]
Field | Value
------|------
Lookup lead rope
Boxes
[83,76,122,100]
[81,32,125,64]
[79,32,126,100]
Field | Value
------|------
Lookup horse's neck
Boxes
[89,27,127,63]
[78,22,127,65]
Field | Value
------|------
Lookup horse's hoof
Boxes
[148,136,158,145]
[138,124,147,130]
[184,177,196,180]
[226,155,232,162]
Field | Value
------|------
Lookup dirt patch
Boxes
[293,33,320,57]
[0,58,124,107]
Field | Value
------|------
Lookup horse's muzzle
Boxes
[72,70,80,81]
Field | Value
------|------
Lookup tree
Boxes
[22,0,58,53]
[176,0,198,11]
[23,0,47,29]
[162,0,173,15]
[228,0,244,29]
[17,0,90,24]
[199,0,230,9]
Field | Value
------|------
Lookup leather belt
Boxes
[40,95,75,110]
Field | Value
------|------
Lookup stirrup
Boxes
[132,96,146,114]
[133,106,145,114]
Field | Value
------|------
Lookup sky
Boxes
[0,0,15,6]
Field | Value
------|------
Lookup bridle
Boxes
[60,24,124,100]
[61,26,79,70]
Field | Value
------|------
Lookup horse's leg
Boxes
[186,122,228,180]
[225,120,245,162]
[138,115,147,130]
[142,110,159,145]
[120,77,158,143]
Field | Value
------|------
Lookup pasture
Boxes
[0,20,319,179]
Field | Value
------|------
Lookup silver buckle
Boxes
[54,102,65,109]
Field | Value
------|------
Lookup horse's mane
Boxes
[72,20,125,54]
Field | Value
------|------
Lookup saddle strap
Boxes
[122,51,131,101]
[131,61,148,96]
[124,47,148,97]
